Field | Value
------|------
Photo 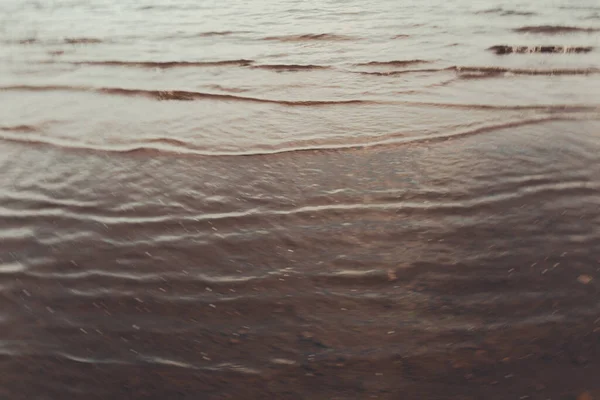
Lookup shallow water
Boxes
[1,0,599,399]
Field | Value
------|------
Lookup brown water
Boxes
[1,0,600,399]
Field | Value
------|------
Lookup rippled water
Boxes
[1,0,600,399]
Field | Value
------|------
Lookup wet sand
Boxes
[2,120,600,399]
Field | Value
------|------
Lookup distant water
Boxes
[1,0,599,399]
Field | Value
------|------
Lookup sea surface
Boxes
[1,0,600,399]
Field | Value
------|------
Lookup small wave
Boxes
[313,269,392,286]
[263,33,355,42]
[64,37,103,44]
[456,72,504,80]
[17,38,38,45]
[140,357,197,370]
[0,85,376,106]
[488,45,593,55]
[514,25,600,34]
[26,268,277,285]
[138,5,171,10]
[160,31,253,40]
[11,37,103,45]
[0,125,39,132]
[0,261,26,274]
[250,64,330,71]
[43,160,592,217]
[0,115,587,158]
[53,353,132,366]
[391,34,411,39]
[357,68,448,76]
[502,10,536,16]
[355,60,429,67]
[195,31,240,37]
[452,65,600,76]
[96,89,371,106]
[2,85,595,111]
[361,65,592,78]
[477,8,536,16]
[558,5,600,10]
[65,59,255,68]
[477,7,502,14]
[208,363,262,375]
[137,4,206,11]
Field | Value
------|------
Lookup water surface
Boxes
[1,0,599,398]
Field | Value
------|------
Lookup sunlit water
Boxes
[1,0,599,399]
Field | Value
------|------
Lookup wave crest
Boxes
[514,25,599,34]
[250,64,330,71]
[65,59,255,68]
[263,33,355,42]
[488,45,594,55]
[355,60,429,67]
[0,85,376,106]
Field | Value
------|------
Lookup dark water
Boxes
[1,0,600,399]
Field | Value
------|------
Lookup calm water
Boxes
[1,0,600,399]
